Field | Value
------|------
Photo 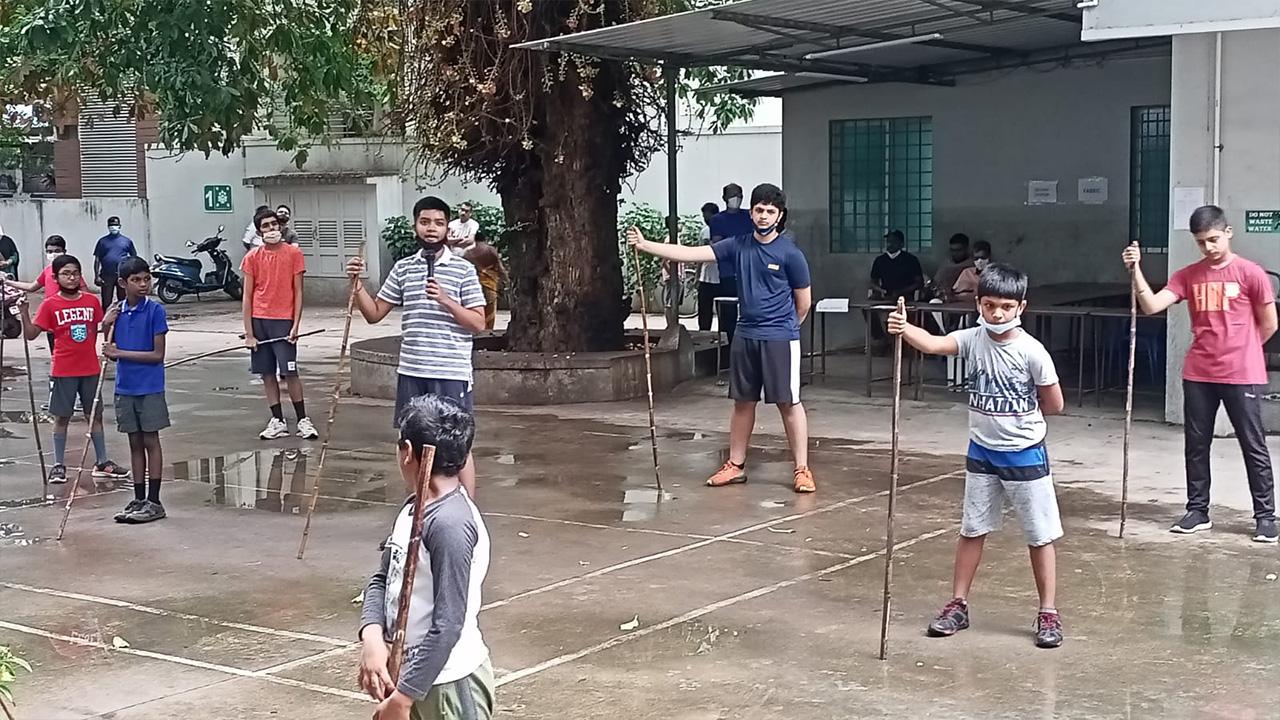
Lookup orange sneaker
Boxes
[793,466,816,493]
[706,461,748,487]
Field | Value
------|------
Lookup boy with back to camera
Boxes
[17,255,130,484]
[888,262,1067,649]
[102,256,170,524]
[1123,204,1279,542]
[358,394,494,720]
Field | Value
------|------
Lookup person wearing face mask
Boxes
[952,240,992,303]
[93,216,137,311]
[241,206,318,441]
[243,205,273,250]
[868,230,924,347]
[708,183,753,357]
[344,196,487,501]
[888,262,1066,650]
[275,204,300,245]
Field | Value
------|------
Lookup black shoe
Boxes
[1253,518,1278,544]
[927,598,970,637]
[122,500,166,524]
[114,499,147,523]
[1034,611,1064,649]
[1171,511,1212,534]
[48,463,67,484]
[93,460,131,479]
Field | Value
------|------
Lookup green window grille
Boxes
[1130,106,1171,251]
[829,117,933,253]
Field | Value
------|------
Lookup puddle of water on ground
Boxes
[173,448,391,514]
[0,365,27,380]
[620,488,676,523]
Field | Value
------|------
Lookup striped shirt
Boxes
[378,247,486,382]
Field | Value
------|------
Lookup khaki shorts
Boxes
[411,660,494,720]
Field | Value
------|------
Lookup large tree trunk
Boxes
[500,24,630,353]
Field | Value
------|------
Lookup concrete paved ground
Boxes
[2,300,1279,719]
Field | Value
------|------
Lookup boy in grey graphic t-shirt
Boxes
[888,262,1067,650]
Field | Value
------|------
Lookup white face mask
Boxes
[974,258,990,271]
[979,315,1021,334]
[46,252,59,262]
[262,230,283,245]
[726,196,742,211]
[885,250,901,260]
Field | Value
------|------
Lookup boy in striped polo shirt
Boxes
[347,196,487,498]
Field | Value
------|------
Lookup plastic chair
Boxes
[1103,314,1164,387]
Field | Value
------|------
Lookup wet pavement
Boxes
[2,303,1280,718]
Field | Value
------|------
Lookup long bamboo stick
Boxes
[878,296,906,660]
[387,444,437,683]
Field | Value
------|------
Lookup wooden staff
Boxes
[297,243,365,560]
[878,296,906,661]
[21,330,49,493]
[1119,243,1138,538]
[631,244,662,493]
[56,326,114,541]
[388,444,437,683]
[163,329,326,369]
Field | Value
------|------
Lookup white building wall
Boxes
[1165,30,1280,424]
[780,57,1172,351]
[0,198,150,281]
[146,150,254,264]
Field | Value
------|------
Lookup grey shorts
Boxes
[116,392,171,434]
[728,336,802,405]
[50,375,99,418]
[250,318,299,377]
[961,442,1063,547]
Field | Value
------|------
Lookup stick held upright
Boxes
[631,244,662,493]
[388,444,437,683]
[879,297,906,660]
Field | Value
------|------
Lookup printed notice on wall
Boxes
[1027,180,1058,205]
[1077,177,1108,204]
[1172,187,1205,230]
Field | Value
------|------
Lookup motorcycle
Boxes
[1,282,21,339]
[152,225,243,304]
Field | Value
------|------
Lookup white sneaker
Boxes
[296,417,319,440]
[259,417,289,440]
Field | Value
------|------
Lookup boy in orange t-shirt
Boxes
[241,207,316,440]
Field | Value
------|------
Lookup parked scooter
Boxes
[152,226,243,304]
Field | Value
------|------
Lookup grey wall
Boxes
[781,56,1172,351]
[1166,30,1280,423]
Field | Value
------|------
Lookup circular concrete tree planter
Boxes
[349,326,697,405]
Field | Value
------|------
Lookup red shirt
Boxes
[36,265,88,296]
[1166,255,1274,385]
[241,243,306,320]
[34,292,103,377]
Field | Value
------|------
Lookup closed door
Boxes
[266,187,372,277]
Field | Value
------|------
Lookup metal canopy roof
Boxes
[514,0,1170,89]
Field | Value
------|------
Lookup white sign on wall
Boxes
[1078,177,1109,204]
[1027,180,1058,205]
[1172,186,1206,230]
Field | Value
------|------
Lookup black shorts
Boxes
[50,375,99,418]
[729,336,802,405]
[394,374,474,427]
[116,392,171,434]
[250,318,299,377]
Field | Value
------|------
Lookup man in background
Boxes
[696,202,721,332]
[448,202,480,254]
[94,215,137,310]
[868,229,924,345]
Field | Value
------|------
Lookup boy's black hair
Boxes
[972,239,992,254]
[45,235,66,250]
[397,394,476,476]
[701,202,720,214]
[948,233,970,247]
[254,206,280,231]
[1190,205,1229,234]
[722,183,743,198]
[276,203,292,213]
[977,262,1027,301]
[749,183,786,212]
[107,216,121,225]
[413,196,451,221]
[117,256,151,280]
[475,229,487,244]
[51,254,81,276]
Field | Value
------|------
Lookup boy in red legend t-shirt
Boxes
[1124,205,1279,543]
[18,254,129,484]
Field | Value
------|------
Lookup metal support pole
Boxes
[664,65,680,329]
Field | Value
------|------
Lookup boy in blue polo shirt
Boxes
[629,183,815,493]
[102,257,170,524]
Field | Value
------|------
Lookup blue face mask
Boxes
[108,226,121,236]
[755,224,778,237]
